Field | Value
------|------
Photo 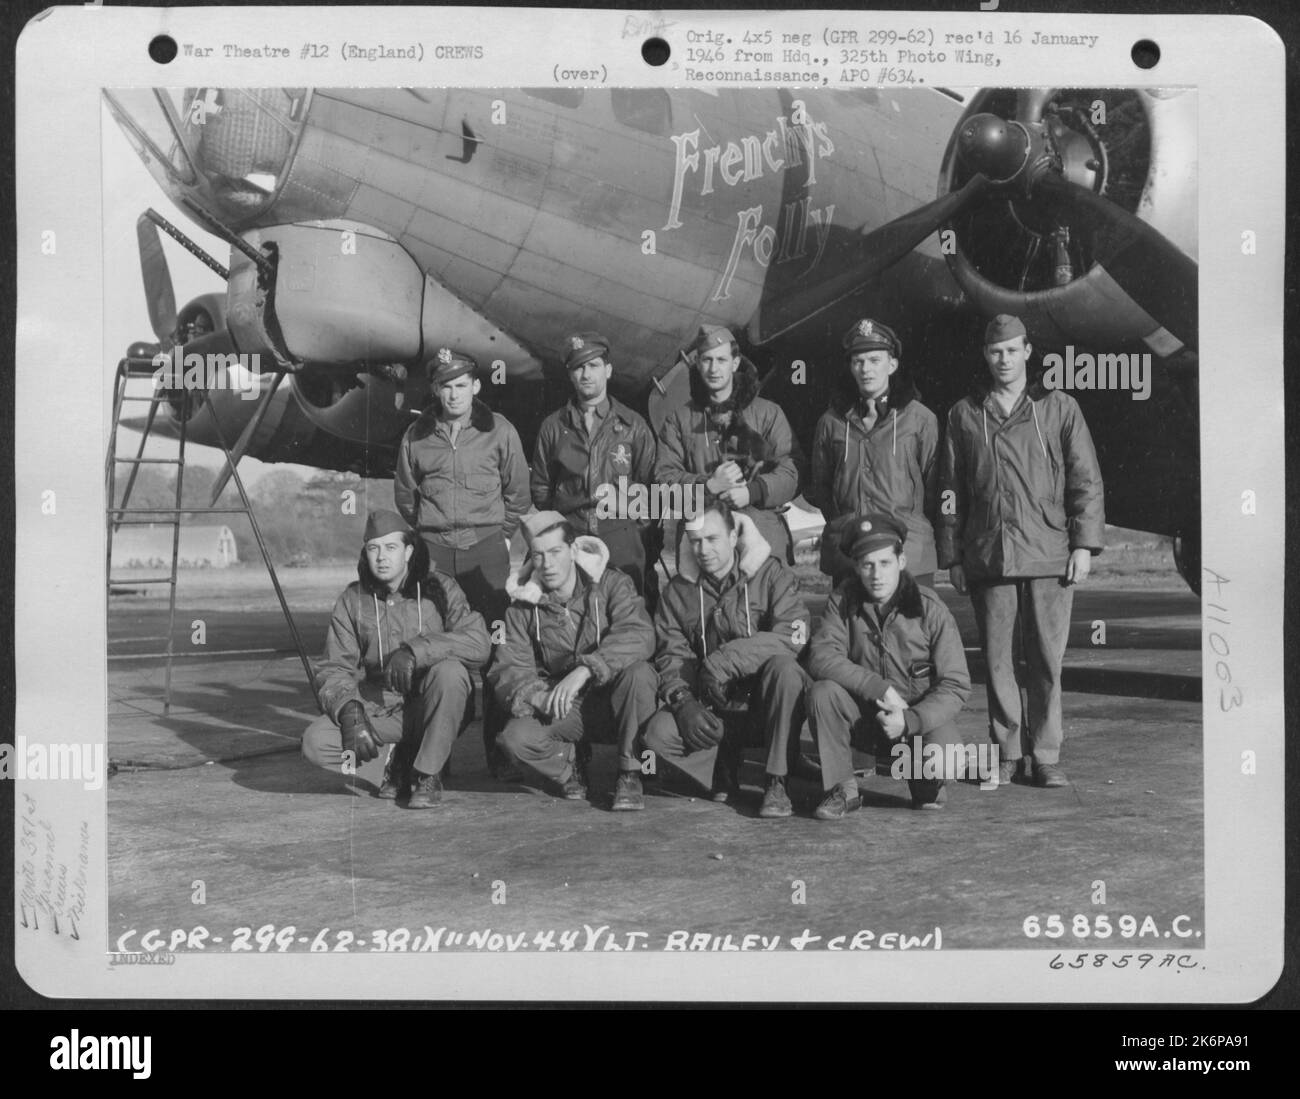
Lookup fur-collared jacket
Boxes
[654,512,809,706]
[393,398,531,549]
[314,563,490,722]
[807,373,940,575]
[937,378,1105,581]
[808,571,970,736]
[487,536,655,717]
[654,357,803,556]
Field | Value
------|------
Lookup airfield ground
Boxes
[105,539,1203,962]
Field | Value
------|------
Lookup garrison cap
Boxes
[521,510,568,546]
[363,509,411,542]
[843,318,901,357]
[429,346,478,385]
[690,325,736,356]
[984,313,1027,346]
[841,512,907,561]
[563,332,611,371]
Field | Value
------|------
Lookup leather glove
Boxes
[338,700,380,763]
[386,646,418,695]
[675,698,725,753]
[696,664,731,712]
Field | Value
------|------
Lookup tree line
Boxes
[111,466,397,566]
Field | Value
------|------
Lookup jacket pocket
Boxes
[466,470,499,495]
[908,659,934,701]
[418,466,454,499]
[1039,498,1068,534]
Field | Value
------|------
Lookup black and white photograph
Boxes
[100,79,1205,947]
[10,5,1287,1008]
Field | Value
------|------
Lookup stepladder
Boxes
[105,355,319,715]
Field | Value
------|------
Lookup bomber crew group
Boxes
[302,313,1104,819]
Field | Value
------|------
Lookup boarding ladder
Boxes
[105,357,318,714]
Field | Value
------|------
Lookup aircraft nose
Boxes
[187,89,305,214]
[104,88,307,220]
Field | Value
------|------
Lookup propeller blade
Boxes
[208,371,285,506]
[136,213,178,343]
[753,173,990,343]
[646,352,692,435]
[1035,174,1198,350]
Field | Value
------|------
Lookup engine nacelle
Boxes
[940,88,1197,356]
[222,220,545,450]
[227,221,425,368]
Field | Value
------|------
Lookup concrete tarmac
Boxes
[107,584,1203,955]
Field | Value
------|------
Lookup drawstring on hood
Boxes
[983,391,1048,459]
[970,365,1052,459]
[695,581,755,658]
[1030,401,1048,459]
[505,535,611,652]
[678,512,768,658]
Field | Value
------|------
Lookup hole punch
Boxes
[642,37,670,66]
[1131,39,1160,69]
[149,34,178,64]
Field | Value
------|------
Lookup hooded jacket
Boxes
[393,398,531,549]
[314,565,491,722]
[530,395,657,534]
[937,378,1105,581]
[654,357,804,556]
[808,571,970,736]
[488,535,655,717]
[807,372,940,575]
[654,512,810,705]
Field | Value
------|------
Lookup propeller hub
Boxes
[957,113,1030,185]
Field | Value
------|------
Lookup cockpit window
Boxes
[611,89,672,136]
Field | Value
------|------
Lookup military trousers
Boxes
[806,678,962,806]
[497,660,660,783]
[301,659,474,778]
[970,577,1074,766]
[642,655,809,793]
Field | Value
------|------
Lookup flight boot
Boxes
[558,742,591,801]
[407,771,443,809]
[758,774,793,818]
[611,770,645,812]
